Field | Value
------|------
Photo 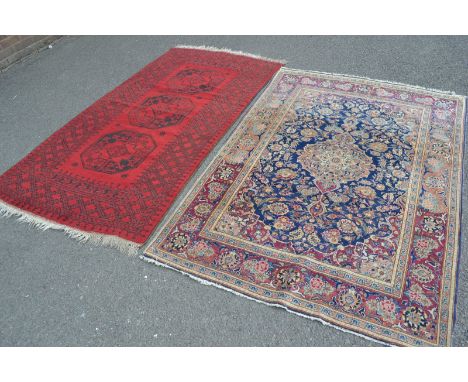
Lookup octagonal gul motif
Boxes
[127,95,194,129]
[166,68,226,94]
[80,130,156,174]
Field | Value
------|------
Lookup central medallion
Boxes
[297,133,375,193]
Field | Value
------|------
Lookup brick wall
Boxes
[0,35,60,70]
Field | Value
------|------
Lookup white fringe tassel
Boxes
[283,67,463,96]
[175,45,287,64]
[0,200,139,256]
[141,254,392,347]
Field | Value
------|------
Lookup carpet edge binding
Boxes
[140,254,391,347]
[175,45,287,64]
[282,67,464,97]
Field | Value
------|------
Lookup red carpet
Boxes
[0,46,283,253]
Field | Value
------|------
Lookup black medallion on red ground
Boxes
[166,68,225,94]
[80,130,156,174]
[127,95,194,129]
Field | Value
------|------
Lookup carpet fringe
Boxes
[283,67,464,96]
[0,200,139,256]
[141,254,392,347]
[175,45,287,64]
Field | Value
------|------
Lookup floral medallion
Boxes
[297,132,375,192]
